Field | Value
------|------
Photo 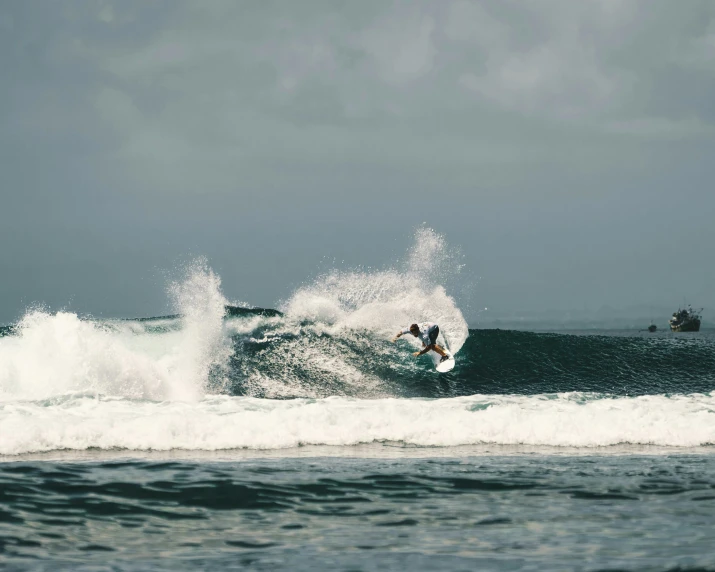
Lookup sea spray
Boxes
[0,310,169,401]
[167,259,233,400]
[0,259,233,402]
[281,227,468,351]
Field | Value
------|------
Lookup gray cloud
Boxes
[1,1,714,324]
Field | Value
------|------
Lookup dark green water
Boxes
[2,453,715,571]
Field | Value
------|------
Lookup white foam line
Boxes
[1,393,714,455]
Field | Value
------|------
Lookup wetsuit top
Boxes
[401,322,438,346]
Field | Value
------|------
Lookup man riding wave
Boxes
[393,322,450,363]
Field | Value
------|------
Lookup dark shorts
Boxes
[427,325,439,346]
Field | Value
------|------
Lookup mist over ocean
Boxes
[1,229,714,570]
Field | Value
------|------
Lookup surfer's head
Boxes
[409,324,419,336]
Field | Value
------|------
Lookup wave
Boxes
[3,309,713,402]
[0,228,471,401]
[2,228,715,455]
[0,259,232,402]
[1,392,714,455]
[459,329,715,396]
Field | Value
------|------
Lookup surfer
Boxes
[392,322,450,363]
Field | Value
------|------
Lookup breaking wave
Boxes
[1,228,714,455]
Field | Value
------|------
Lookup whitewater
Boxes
[1,228,714,456]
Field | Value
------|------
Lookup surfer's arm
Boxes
[392,328,409,342]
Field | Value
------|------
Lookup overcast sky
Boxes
[2,0,714,325]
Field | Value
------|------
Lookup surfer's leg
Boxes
[429,344,450,363]
[426,325,446,356]
[427,344,448,357]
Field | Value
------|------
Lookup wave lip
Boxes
[1,392,714,456]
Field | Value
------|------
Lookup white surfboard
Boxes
[432,349,455,373]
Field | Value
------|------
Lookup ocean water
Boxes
[1,229,714,570]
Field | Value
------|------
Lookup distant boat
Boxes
[647,323,657,333]
[669,306,702,332]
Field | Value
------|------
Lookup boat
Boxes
[669,306,702,332]
[647,323,657,333]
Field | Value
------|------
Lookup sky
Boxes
[1,0,714,326]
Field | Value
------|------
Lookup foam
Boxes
[280,227,470,352]
[0,261,230,402]
[1,392,713,455]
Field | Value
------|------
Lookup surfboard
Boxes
[432,349,455,373]
[431,330,455,372]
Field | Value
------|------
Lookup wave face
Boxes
[1,229,714,454]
